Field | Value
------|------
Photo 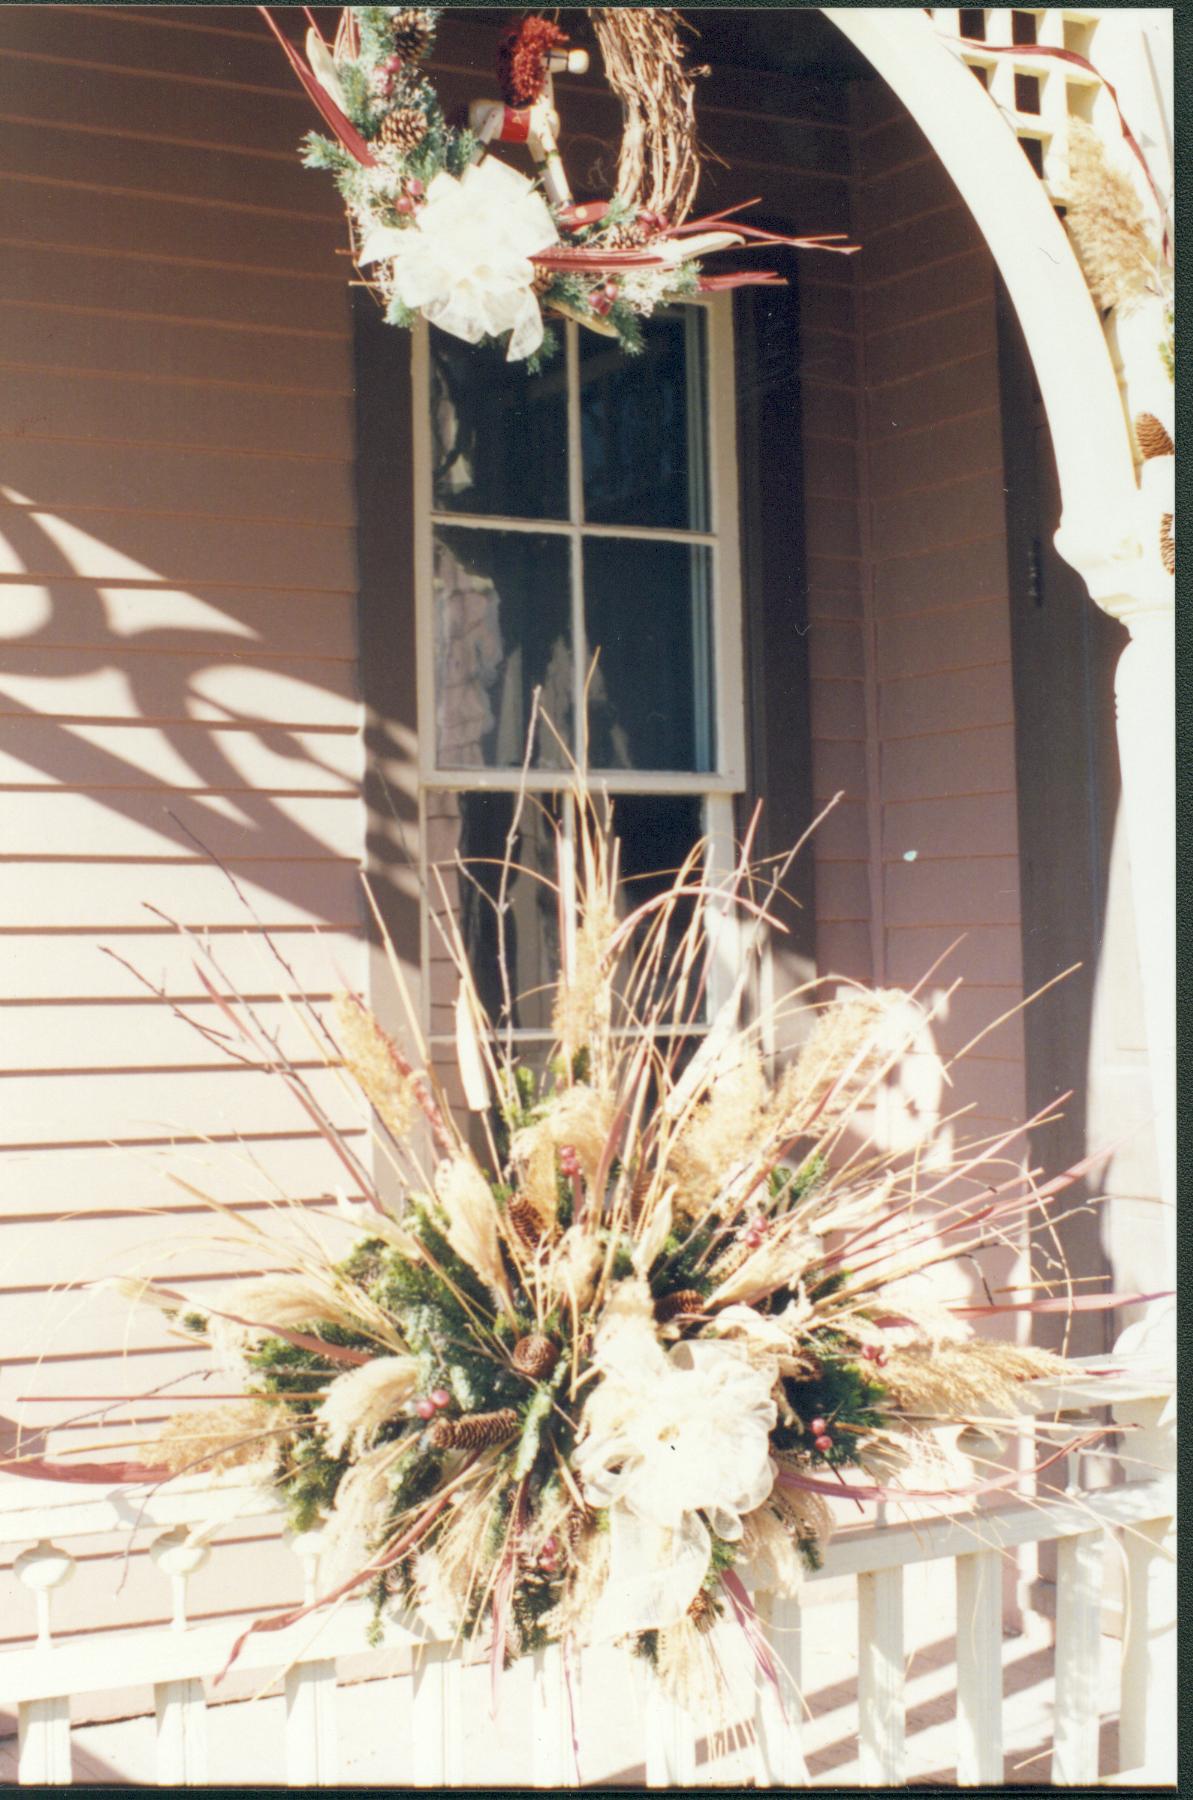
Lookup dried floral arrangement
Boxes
[53,773,1156,1719]
[260,6,855,366]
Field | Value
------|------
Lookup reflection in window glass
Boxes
[430,332,569,519]
[608,793,707,1029]
[580,310,708,530]
[584,539,715,773]
[433,527,572,770]
[425,790,561,1033]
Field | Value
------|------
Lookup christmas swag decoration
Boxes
[259,7,856,365]
[21,777,1162,1727]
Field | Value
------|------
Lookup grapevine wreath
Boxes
[259,6,856,365]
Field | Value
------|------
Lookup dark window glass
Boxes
[431,332,569,520]
[580,311,709,530]
[433,527,572,769]
[425,790,561,1033]
[584,539,715,772]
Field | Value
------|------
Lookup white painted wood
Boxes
[1052,1528,1103,1783]
[154,1678,209,1785]
[752,1591,806,1787]
[17,1696,71,1786]
[955,1550,1004,1784]
[411,1638,464,1786]
[13,1540,76,1647]
[284,1658,339,1787]
[530,1643,575,1787]
[857,1565,905,1786]
[1117,1515,1177,1781]
[644,1683,696,1787]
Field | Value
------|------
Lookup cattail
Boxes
[429,1407,520,1451]
[378,107,427,155]
[654,1289,705,1325]
[511,1333,559,1380]
[1136,411,1174,461]
[387,8,434,61]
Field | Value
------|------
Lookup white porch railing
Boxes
[1,1356,1174,1788]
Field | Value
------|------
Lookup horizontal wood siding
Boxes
[0,3,365,1650]
[834,77,1027,1141]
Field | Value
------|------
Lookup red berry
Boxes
[810,1417,827,1436]
[542,1535,558,1555]
[814,1434,833,1453]
[430,1388,451,1409]
[415,1397,436,1420]
[590,292,613,317]
[407,177,424,197]
[395,195,415,215]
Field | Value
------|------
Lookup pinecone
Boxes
[512,1333,559,1380]
[378,107,427,154]
[687,1588,717,1633]
[654,1289,705,1325]
[1135,411,1174,461]
[429,1407,520,1451]
[507,1195,547,1249]
[531,263,556,299]
[1161,513,1175,574]
[388,7,434,62]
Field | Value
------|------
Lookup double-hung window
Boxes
[411,299,744,1070]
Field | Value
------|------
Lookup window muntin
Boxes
[412,300,743,1052]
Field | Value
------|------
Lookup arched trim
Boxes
[822,8,1140,596]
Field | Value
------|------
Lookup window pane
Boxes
[584,539,715,773]
[580,309,708,530]
[609,793,707,1030]
[425,790,561,1034]
[430,331,569,520]
[433,527,572,769]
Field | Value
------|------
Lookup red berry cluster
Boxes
[741,1214,770,1251]
[810,1415,833,1453]
[558,1144,581,1181]
[590,279,621,318]
[862,1343,888,1369]
[394,176,425,216]
[415,1385,452,1422]
[537,1533,560,1574]
[373,53,405,99]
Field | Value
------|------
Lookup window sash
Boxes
[410,297,745,791]
[410,298,746,1044]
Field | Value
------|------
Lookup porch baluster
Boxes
[857,1566,906,1784]
[955,1549,1004,1784]
[1051,1529,1104,1782]
[282,1529,338,1787]
[14,1541,75,1786]
[751,1591,806,1786]
[149,1526,212,1785]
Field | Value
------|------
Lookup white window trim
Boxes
[409,295,746,1042]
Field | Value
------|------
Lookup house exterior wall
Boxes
[807,75,1028,1155]
[0,8,1062,1658]
[0,3,367,1652]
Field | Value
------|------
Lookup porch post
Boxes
[1054,290,1176,1236]
[823,6,1175,1253]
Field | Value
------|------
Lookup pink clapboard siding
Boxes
[807,75,1027,1144]
[0,2,367,1650]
